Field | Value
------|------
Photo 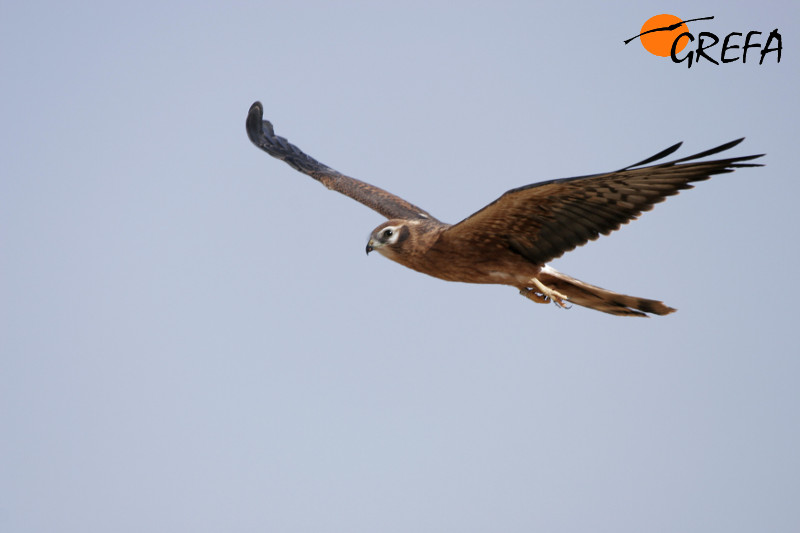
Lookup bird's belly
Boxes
[406,253,542,286]
[487,270,533,284]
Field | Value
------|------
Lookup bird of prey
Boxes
[246,101,763,316]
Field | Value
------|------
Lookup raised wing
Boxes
[246,102,436,221]
[431,139,764,266]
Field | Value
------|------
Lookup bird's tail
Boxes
[535,267,676,317]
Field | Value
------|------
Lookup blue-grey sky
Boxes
[2,1,798,532]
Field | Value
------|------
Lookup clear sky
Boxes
[2,1,798,532]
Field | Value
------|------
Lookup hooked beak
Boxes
[366,240,374,255]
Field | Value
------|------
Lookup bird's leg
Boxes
[519,288,549,304]
[529,278,569,308]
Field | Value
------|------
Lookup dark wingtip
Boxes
[246,100,275,144]
[246,101,263,142]
[670,137,747,164]
[620,137,765,171]
[250,100,263,114]
[621,141,684,170]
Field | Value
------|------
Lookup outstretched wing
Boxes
[431,139,764,266]
[246,102,436,221]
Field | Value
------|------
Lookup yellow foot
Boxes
[531,278,569,308]
[519,288,549,304]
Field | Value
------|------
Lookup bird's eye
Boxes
[383,229,393,238]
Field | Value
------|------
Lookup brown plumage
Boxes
[246,101,763,316]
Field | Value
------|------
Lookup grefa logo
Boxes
[625,14,782,68]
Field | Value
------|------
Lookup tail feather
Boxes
[537,267,676,317]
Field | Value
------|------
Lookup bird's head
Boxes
[366,220,412,259]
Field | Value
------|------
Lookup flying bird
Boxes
[246,101,763,316]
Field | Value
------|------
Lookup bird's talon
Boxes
[531,278,569,308]
[519,288,549,304]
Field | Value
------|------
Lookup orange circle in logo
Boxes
[640,14,689,57]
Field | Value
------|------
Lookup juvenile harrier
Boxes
[246,101,763,316]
